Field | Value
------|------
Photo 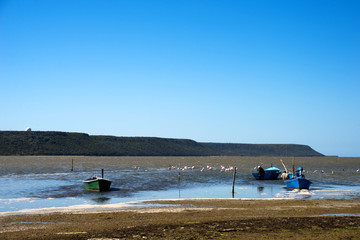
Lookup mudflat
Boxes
[1,198,360,239]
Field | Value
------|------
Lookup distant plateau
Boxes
[0,131,324,157]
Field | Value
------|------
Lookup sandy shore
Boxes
[1,198,360,239]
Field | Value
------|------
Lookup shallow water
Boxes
[0,156,359,214]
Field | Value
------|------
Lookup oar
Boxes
[280,159,289,180]
[280,159,288,173]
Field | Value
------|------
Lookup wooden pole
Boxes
[71,159,74,172]
[232,167,237,198]
[101,168,104,178]
[178,172,181,199]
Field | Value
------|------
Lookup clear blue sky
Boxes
[1,0,359,157]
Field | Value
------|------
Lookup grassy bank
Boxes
[1,199,359,239]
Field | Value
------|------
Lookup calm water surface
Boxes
[1,156,359,214]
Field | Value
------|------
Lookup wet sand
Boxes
[1,198,360,239]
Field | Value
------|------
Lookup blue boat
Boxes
[284,167,312,189]
[284,177,312,189]
[252,166,282,180]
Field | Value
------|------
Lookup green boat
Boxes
[83,176,112,191]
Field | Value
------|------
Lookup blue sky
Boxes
[1,0,359,156]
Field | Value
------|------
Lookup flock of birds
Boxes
[169,165,360,175]
[310,169,360,174]
[168,165,236,172]
[131,165,360,174]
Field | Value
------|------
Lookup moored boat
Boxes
[284,177,311,189]
[284,166,311,189]
[83,176,112,191]
[252,166,282,180]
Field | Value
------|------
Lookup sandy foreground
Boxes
[1,198,360,239]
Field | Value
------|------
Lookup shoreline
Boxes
[2,155,360,238]
[0,198,304,216]
[2,195,358,216]
[1,198,360,239]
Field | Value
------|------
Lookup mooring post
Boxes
[232,167,237,198]
[101,168,104,178]
[71,159,74,172]
[178,172,181,199]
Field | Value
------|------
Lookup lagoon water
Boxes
[1,156,359,214]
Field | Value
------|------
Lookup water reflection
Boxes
[91,197,111,204]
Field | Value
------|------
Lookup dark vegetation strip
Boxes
[0,131,324,157]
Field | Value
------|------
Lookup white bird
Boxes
[356,169,359,172]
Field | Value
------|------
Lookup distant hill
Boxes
[200,143,323,157]
[0,131,324,157]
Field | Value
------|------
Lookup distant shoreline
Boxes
[0,131,324,157]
